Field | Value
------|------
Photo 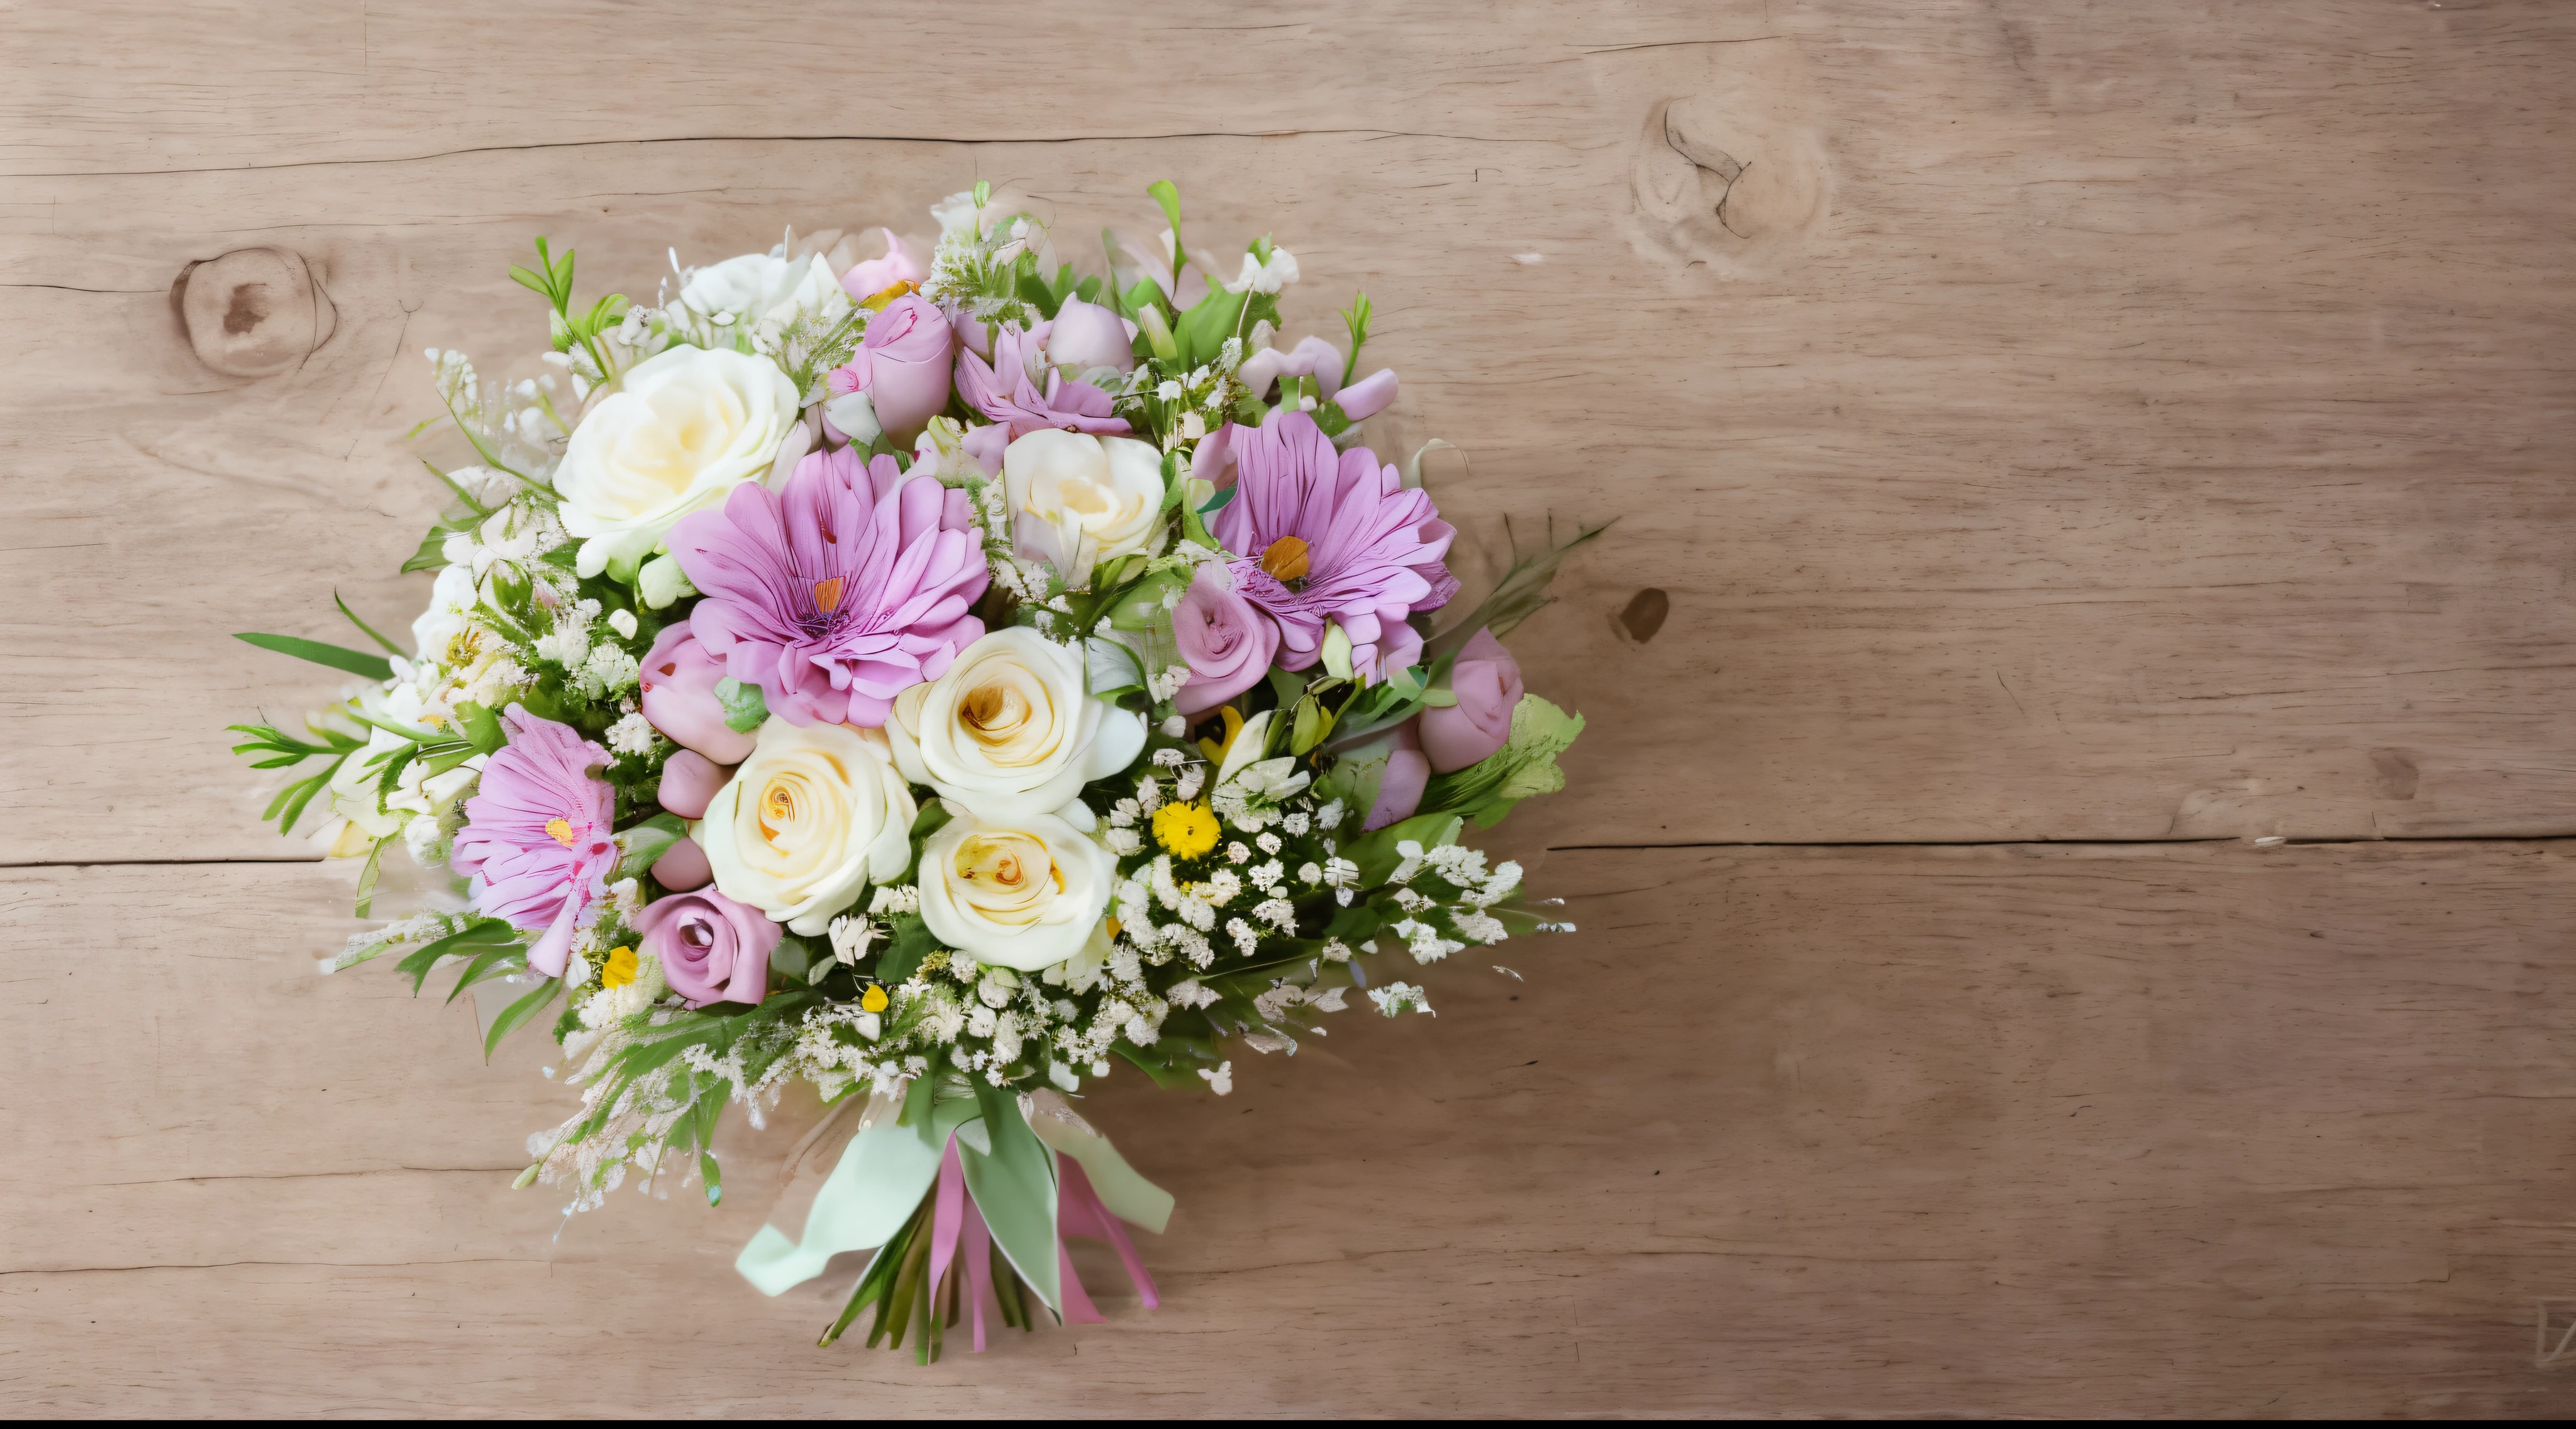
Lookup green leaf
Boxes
[877,915,937,986]
[445,944,526,1004]
[402,525,455,575]
[453,701,508,755]
[714,677,768,733]
[233,633,394,681]
[963,1081,1062,1314]
[1338,290,1372,387]
[1113,1039,1221,1091]
[394,920,518,995]
[352,837,389,918]
[1426,518,1613,660]
[508,264,555,301]
[1146,180,1184,257]
[419,459,491,516]
[769,933,813,985]
[483,976,563,1060]
[1196,484,1235,514]
[1074,274,1102,304]
[1174,287,1247,369]
[618,812,687,881]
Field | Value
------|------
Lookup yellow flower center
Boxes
[1151,801,1221,859]
[545,818,577,848]
[600,945,638,989]
[860,984,889,1014]
[953,831,1061,926]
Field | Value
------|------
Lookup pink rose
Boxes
[1420,628,1523,772]
[1045,297,1137,375]
[637,887,780,1007]
[839,229,925,301]
[639,624,756,765]
[827,292,953,444]
[1172,565,1279,716]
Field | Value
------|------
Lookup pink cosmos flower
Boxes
[1209,411,1458,682]
[449,706,619,979]
[671,447,987,728]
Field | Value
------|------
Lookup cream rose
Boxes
[1002,428,1169,579]
[699,718,916,935]
[886,627,1148,823]
[918,809,1114,972]
[556,345,800,579]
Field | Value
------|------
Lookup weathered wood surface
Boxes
[6,2,2576,857]
[8,0,2576,1417]
[8,843,2575,1416]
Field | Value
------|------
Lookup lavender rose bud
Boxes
[640,625,757,765]
[637,887,780,1007]
[1420,627,1524,772]
[1172,565,1280,716]
[838,228,924,301]
[1334,367,1399,421]
[650,835,713,892]
[1045,297,1137,375]
[1365,719,1431,831]
[657,749,731,820]
[827,292,953,444]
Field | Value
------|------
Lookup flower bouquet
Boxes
[228,181,1594,1360]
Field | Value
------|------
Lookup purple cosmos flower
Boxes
[449,706,619,979]
[672,447,988,728]
[1209,411,1458,682]
[954,319,1131,440]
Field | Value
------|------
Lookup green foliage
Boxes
[232,632,394,681]
[484,976,563,1060]
[1338,290,1372,387]
[389,918,520,995]
[1426,517,1613,662]
[714,677,768,733]
[333,591,406,657]
[227,720,368,834]
[507,236,629,374]
[618,812,687,881]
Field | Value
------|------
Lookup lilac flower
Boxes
[670,447,988,729]
[1209,411,1458,682]
[953,319,1131,440]
[448,706,618,978]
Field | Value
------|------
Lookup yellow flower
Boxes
[1152,801,1221,859]
[860,983,889,1014]
[1196,705,1247,765]
[600,945,639,990]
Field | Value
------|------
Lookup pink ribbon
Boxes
[922,1134,1162,1352]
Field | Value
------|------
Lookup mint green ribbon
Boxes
[735,1080,1167,1315]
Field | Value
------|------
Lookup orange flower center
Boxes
[1259,536,1311,584]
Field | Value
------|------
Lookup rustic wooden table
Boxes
[6,1,2573,1416]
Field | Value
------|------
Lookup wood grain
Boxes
[8,1,2576,1416]
[8,843,2575,1416]
[5,1,2575,857]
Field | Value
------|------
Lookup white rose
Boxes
[679,252,843,330]
[918,809,1115,972]
[1002,428,1168,581]
[699,718,917,935]
[887,628,1148,822]
[555,345,800,579]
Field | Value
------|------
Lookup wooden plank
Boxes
[8,842,2574,1415]
[9,5,2576,859]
